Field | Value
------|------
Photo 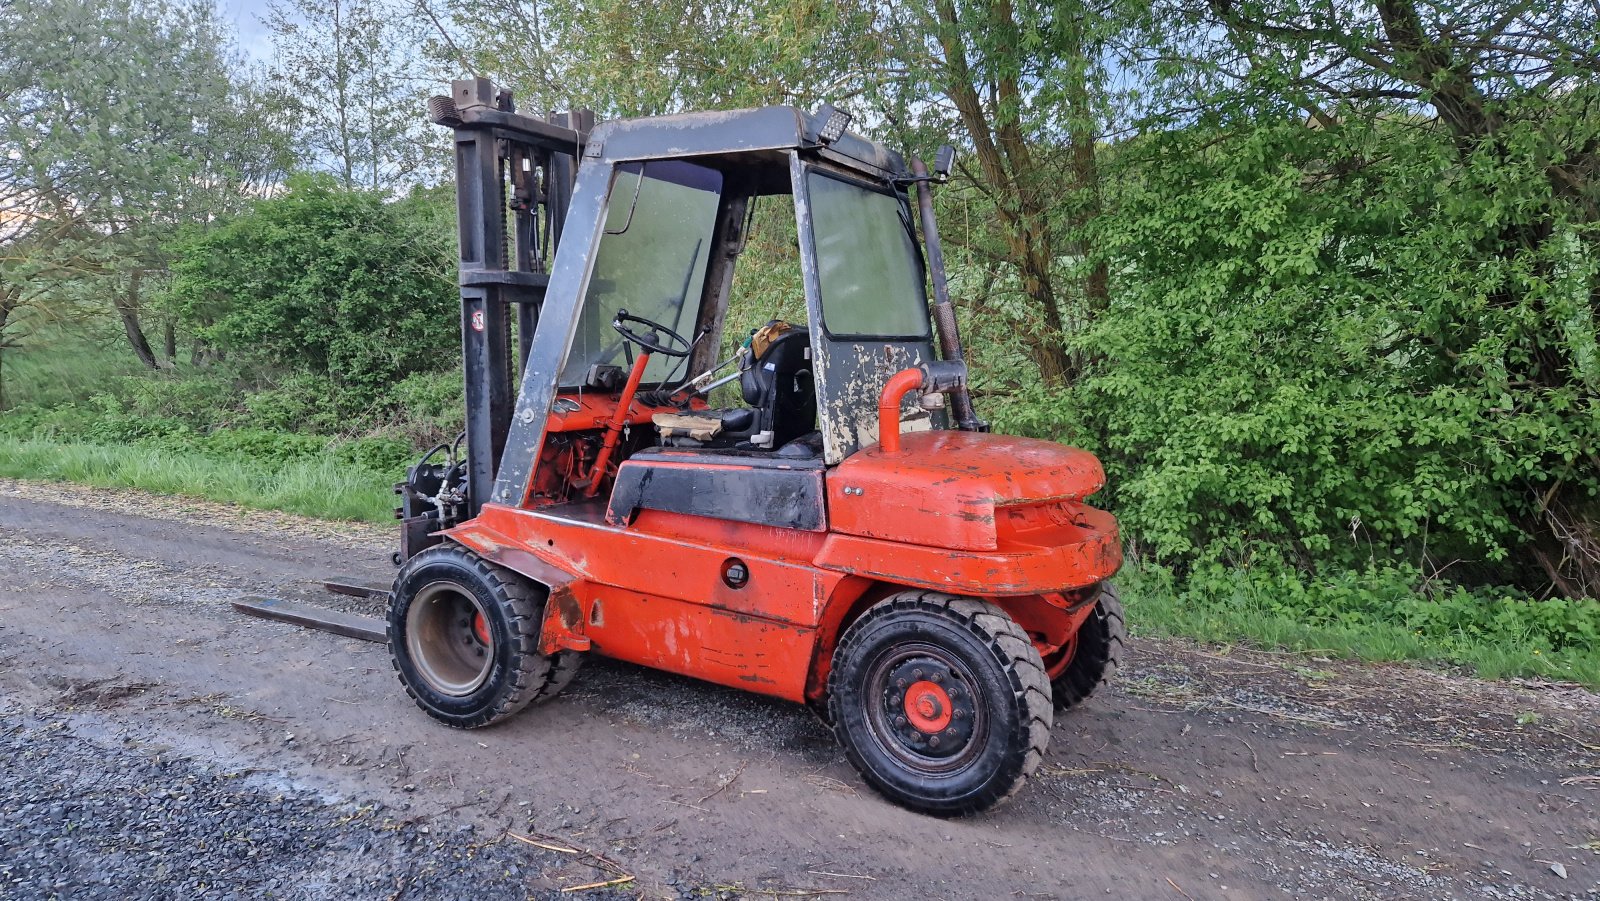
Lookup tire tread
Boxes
[1051,583,1126,711]
[388,544,581,729]
[827,590,1052,815]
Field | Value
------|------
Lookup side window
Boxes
[806,171,930,339]
[560,160,724,387]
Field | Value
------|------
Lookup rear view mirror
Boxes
[934,145,956,178]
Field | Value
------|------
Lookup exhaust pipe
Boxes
[878,362,967,454]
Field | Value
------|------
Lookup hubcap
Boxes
[904,680,952,733]
[866,645,985,772]
[405,582,494,697]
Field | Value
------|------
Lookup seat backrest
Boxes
[739,329,816,446]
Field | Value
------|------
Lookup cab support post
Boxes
[911,157,982,432]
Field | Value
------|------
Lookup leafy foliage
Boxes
[163,175,457,400]
[1012,112,1599,595]
[0,0,294,370]
[265,0,444,188]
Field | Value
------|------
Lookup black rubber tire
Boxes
[387,544,581,728]
[827,591,1053,816]
[1049,583,1126,711]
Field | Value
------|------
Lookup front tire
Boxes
[827,592,1053,816]
[387,544,580,728]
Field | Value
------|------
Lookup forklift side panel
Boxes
[583,585,816,700]
[448,504,855,700]
[606,454,827,531]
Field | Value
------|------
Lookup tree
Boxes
[427,0,875,117]
[266,0,443,189]
[438,0,1132,390]
[0,0,294,368]
[865,0,1130,387]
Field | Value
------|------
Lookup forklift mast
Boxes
[396,79,594,559]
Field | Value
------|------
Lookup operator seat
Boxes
[653,326,816,451]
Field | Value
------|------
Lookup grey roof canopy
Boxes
[587,106,913,184]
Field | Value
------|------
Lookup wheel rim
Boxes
[405,581,494,697]
[864,642,987,775]
[1043,633,1077,680]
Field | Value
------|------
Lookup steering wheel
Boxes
[612,309,692,358]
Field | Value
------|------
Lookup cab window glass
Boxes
[560,160,723,386]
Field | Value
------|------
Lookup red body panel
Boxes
[445,427,1120,704]
[815,506,1120,595]
[826,430,1106,551]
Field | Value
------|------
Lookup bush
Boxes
[1054,117,1599,597]
[163,175,457,404]
[385,370,464,447]
[237,372,354,435]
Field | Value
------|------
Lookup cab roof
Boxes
[587,106,912,184]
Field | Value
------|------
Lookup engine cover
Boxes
[824,430,1107,552]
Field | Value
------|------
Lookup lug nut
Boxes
[913,669,924,679]
[895,715,907,727]
[931,672,942,682]
[929,736,941,748]
[953,709,965,719]
[896,679,906,689]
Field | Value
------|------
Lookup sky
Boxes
[218,0,275,64]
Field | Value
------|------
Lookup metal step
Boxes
[233,596,386,644]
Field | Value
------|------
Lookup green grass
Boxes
[0,329,146,411]
[0,435,395,523]
[1117,562,1600,689]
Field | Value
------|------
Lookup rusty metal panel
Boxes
[790,156,938,463]
[815,506,1123,596]
[824,430,1108,551]
[592,106,808,162]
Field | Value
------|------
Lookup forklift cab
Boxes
[492,106,946,517]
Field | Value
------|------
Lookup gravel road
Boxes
[0,477,1596,900]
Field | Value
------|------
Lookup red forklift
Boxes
[388,80,1122,815]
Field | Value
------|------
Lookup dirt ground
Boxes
[1,477,1597,900]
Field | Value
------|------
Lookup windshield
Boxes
[806,170,930,339]
[559,160,723,388]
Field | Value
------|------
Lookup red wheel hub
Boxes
[903,680,953,733]
[472,611,490,645]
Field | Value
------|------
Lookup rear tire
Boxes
[827,591,1052,816]
[1045,583,1126,710]
[387,544,581,728]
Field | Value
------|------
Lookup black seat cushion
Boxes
[653,328,816,449]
